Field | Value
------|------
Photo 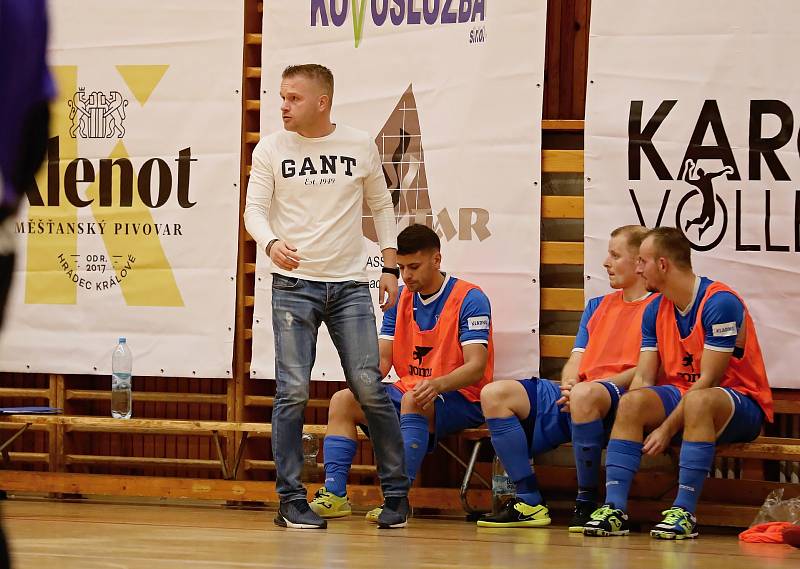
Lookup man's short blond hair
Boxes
[610,224,649,253]
[282,64,334,101]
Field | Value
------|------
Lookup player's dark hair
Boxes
[397,224,440,255]
[646,226,692,270]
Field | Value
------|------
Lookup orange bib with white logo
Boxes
[392,279,493,403]
[655,281,773,421]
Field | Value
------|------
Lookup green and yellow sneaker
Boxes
[476,498,551,528]
[650,506,698,540]
[583,504,630,536]
[365,505,382,523]
[309,487,352,519]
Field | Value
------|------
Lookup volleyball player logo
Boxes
[363,85,433,242]
[68,88,129,139]
[675,159,731,251]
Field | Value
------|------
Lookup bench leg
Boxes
[0,424,31,465]
[230,432,250,479]
[435,437,491,515]
[211,430,230,480]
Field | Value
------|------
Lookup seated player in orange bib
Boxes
[583,227,772,540]
[477,225,656,529]
[310,223,493,524]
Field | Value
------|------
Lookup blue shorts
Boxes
[645,385,763,444]
[715,387,764,444]
[360,383,485,453]
[646,384,683,417]
[518,378,625,457]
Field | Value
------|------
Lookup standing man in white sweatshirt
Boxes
[244,64,410,530]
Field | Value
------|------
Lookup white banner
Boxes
[252,0,546,381]
[0,1,243,378]
[585,0,800,388]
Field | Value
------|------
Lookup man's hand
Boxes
[379,273,398,312]
[412,380,441,410]
[556,380,576,411]
[643,422,674,456]
[269,240,300,271]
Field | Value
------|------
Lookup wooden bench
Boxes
[0,415,368,481]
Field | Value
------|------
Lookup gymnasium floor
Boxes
[3,499,799,568]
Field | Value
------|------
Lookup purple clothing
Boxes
[0,0,54,208]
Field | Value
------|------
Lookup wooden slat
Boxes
[542,195,583,219]
[0,423,49,432]
[774,398,800,415]
[246,424,368,440]
[245,100,260,112]
[541,288,584,311]
[65,390,227,404]
[541,335,575,358]
[243,396,330,409]
[244,262,256,274]
[715,437,800,462]
[0,388,50,398]
[245,132,259,144]
[244,295,255,307]
[245,33,262,45]
[245,67,260,79]
[0,415,271,433]
[244,329,253,340]
[541,119,584,131]
[541,241,583,265]
[65,455,220,469]
[542,149,583,173]
[244,459,377,475]
[3,452,49,463]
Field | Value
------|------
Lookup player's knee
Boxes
[329,388,359,421]
[400,389,423,414]
[616,390,650,424]
[480,380,516,416]
[682,389,721,421]
[569,381,602,410]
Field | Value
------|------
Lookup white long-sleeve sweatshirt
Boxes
[244,125,397,282]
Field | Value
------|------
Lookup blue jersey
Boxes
[380,274,491,345]
[641,277,744,352]
[573,296,603,351]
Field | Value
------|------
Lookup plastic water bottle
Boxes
[301,433,319,482]
[111,337,132,419]
[491,456,516,513]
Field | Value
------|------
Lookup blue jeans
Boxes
[271,273,409,502]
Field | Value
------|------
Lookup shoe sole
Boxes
[377,520,408,529]
[477,518,552,528]
[274,516,327,529]
[583,527,629,537]
[650,530,698,540]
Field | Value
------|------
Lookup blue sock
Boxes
[572,419,605,504]
[604,439,643,511]
[674,441,715,514]
[322,435,357,497]
[400,413,430,482]
[487,416,542,505]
